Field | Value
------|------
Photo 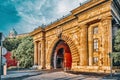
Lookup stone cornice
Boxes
[101,16,112,22]
[71,0,109,16]
[45,15,76,31]
[30,27,44,36]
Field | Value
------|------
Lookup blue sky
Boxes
[0,0,87,36]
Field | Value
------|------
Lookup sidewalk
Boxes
[1,70,42,80]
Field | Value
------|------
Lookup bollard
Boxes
[3,63,7,75]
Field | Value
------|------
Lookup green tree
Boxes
[3,38,22,51]
[113,52,120,66]
[114,30,120,51]
[113,29,120,66]
[12,36,34,68]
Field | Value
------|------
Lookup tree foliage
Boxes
[3,36,34,68]
[113,52,120,66]
[114,30,120,51]
[12,36,34,68]
[113,29,120,66]
[3,38,22,51]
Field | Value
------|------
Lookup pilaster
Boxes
[88,25,93,66]
[41,31,46,69]
[34,41,38,65]
[101,16,112,66]
[80,24,88,66]
[38,42,41,65]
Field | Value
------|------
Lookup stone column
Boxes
[34,41,38,65]
[101,17,112,66]
[41,31,46,69]
[80,24,88,66]
[38,42,41,66]
[88,26,93,66]
[107,17,112,66]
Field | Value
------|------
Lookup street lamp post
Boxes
[0,32,2,80]
[0,32,5,80]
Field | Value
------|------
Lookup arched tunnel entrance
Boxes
[51,40,72,70]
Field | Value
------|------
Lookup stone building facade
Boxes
[31,0,117,73]
[8,28,29,38]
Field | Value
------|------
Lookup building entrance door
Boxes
[56,48,64,68]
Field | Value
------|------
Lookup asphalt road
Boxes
[2,69,120,80]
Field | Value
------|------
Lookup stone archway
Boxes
[47,35,80,70]
[51,40,72,70]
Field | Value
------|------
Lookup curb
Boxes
[1,72,42,80]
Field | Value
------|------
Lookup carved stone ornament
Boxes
[56,26,63,39]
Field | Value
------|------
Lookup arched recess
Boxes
[51,40,72,69]
[47,35,80,69]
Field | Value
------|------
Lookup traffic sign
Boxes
[2,47,7,55]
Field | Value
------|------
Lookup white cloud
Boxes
[12,0,88,34]
[55,0,88,16]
